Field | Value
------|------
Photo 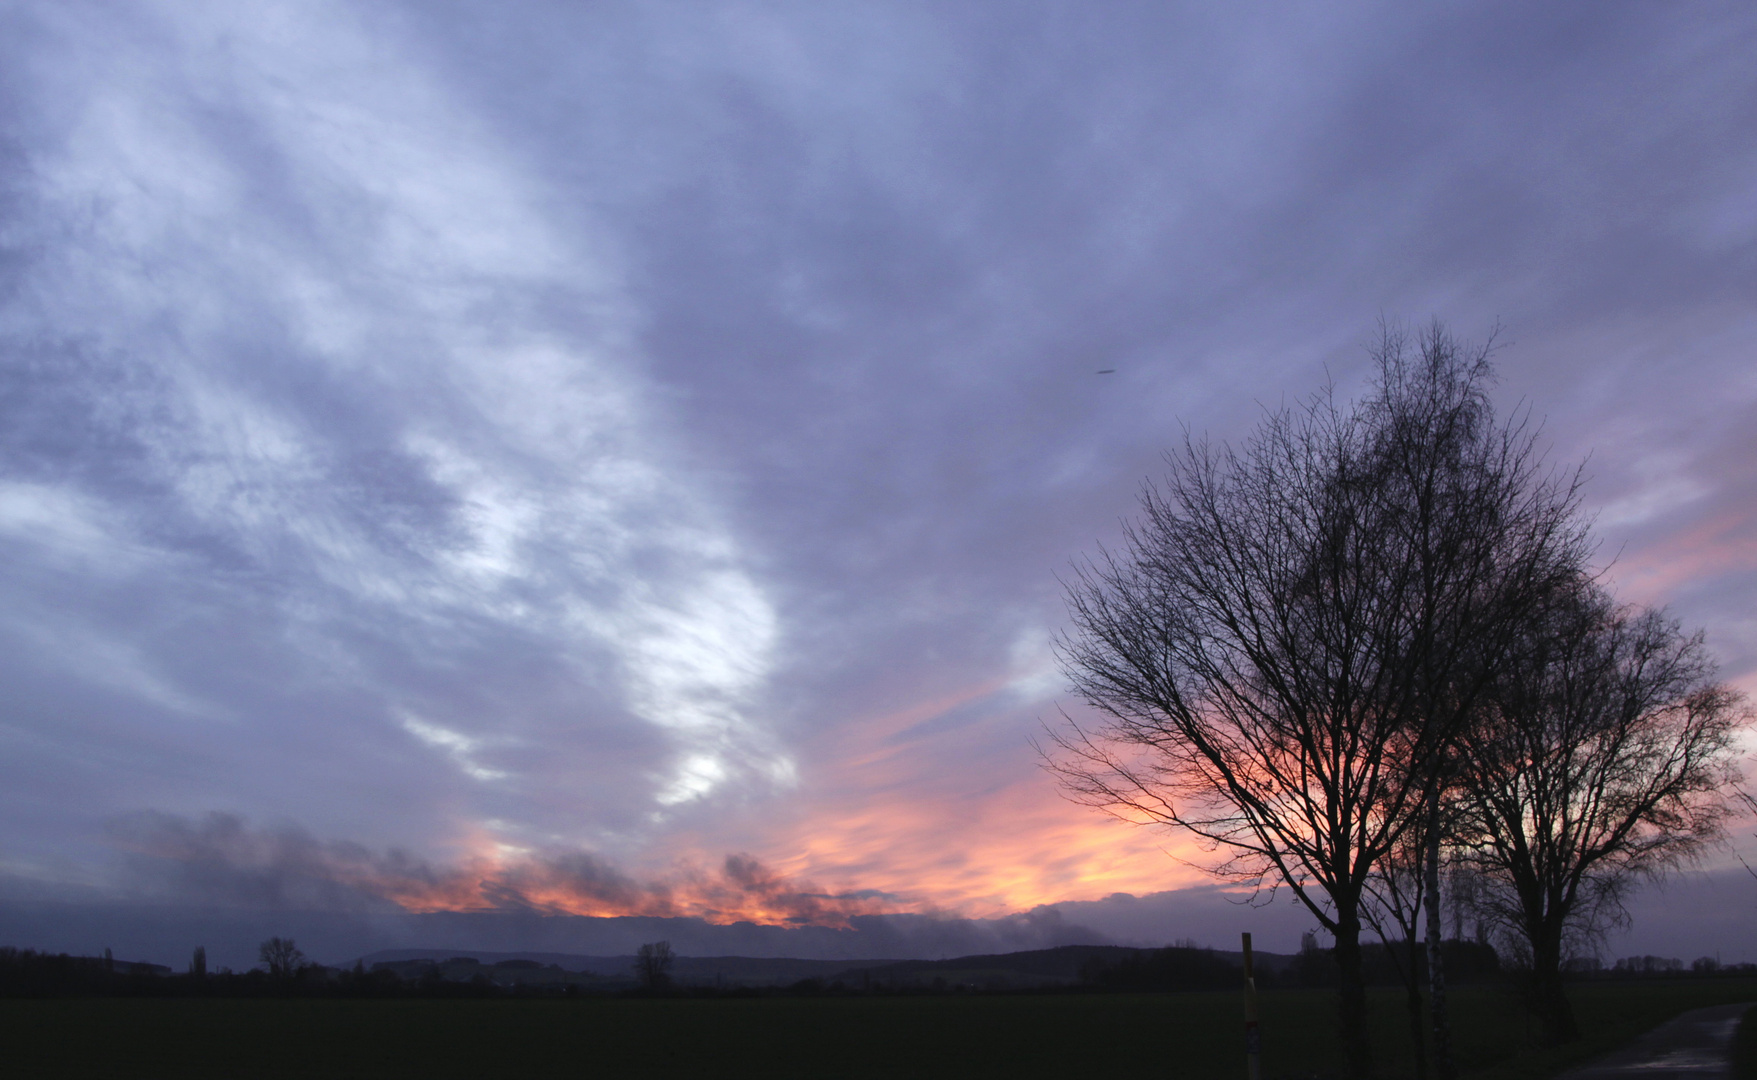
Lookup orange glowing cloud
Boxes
[751,775,1212,917]
[654,676,1219,918]
[107,676,1242,928]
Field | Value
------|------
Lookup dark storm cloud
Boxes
[0,0,1751,959]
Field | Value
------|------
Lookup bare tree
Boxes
[1738,788,1757,884]
[1049,324,1585,1079]
[1363,805,1491,1080]
[1361,827,1433,1080]
[634,941,675,991]
[258,936,305,979]
[1456,581,1749,1043]
[1364,324,1586,1080]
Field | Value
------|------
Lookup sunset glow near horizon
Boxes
[1,2,1754,955]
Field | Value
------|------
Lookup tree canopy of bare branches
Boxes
[1457,581,1748,1043]
[1049,324,1587,1079]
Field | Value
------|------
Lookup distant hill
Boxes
[350,943,1297,991]
[830,944,1297,991]
[0,879,1336,971]
[354,948,903,988]
[831,944,1132,990]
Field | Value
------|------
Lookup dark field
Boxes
[6,980,1754,1079]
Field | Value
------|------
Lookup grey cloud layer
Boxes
[0,0,1752,938]
[104,811,898,927]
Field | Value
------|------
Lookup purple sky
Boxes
[0,1,1753,963]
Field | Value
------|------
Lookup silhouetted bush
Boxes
[1080,944,1240,992]
[1288,936,1500,988]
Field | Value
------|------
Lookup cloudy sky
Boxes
[1,1,1753,957]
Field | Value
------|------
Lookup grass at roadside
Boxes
[3,979,1751,1079]
[1457,981,1757,1080]
[1264,979,1757,1079]
[1732,1004,1757,1080]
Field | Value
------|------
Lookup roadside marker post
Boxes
[1243,932,1262,1080]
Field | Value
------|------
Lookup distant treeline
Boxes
[1071,939,1501,993]
[4,942,1751,999]
[1267,940,1757,990]
[1565,955,1757,978]
[0,947,604,999]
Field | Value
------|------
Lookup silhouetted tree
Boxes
[1456,580,1748,1043]
[634,941,674,991]
[1049,323,1586,1079]
[258,937,305,980]
[1362,827,1434,1080]
[1738,788,1757,886]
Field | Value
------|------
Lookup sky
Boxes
[0,1,1754,965]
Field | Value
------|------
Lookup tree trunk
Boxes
[1405,929,1428,1080]
[1528,922,1581,1044]
[1424,800,1456,1080]
[1333,908,1375,1080]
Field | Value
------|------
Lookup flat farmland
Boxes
[5,980,1753,1079]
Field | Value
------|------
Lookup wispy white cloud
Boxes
[399,713,507,783]
[1,0,792,833]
